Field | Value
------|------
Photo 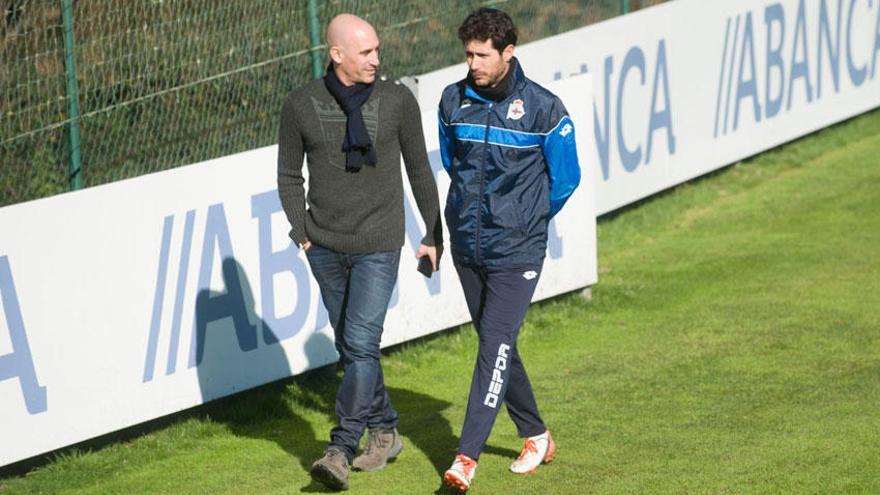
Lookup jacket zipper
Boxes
[475,102,492,264]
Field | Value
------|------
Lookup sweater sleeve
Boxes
[277,94,308,245]
[398,86,443,248]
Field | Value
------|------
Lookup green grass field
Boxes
[2,108,879,494]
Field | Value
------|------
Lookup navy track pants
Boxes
[454,262,547,460]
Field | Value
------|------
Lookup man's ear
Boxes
[329,45,344,64]
[501,44,515,63]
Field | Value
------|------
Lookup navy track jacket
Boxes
[438,58,581,266]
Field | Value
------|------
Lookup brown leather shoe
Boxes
[352,428,403,472]
[310,447,350,490]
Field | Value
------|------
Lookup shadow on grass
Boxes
[199,327,338,493]
[203,328,519,493]
[389,385,521,494]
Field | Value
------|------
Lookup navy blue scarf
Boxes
[324,65,377,172]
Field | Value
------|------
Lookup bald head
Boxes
[326,14,375,48]
[326,14,380,86]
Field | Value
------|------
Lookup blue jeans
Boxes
[305,243,401,461]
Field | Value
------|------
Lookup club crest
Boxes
[507,99,525,120]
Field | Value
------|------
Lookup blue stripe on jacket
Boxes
[452,124,543,148]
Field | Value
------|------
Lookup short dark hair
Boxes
[457,7,517,53]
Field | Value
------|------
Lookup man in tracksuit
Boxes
[438,8,581,493]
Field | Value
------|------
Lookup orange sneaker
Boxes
[444,454,478,492]
[510,430,556,474]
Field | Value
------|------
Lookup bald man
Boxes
[277,13,442,491]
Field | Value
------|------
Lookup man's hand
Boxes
[416,244,438,271]
[301,239,312,251]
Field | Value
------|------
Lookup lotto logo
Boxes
[560,123,572,137]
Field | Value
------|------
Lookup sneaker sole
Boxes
[310,464,349,491]
[544,438,557,463]
[443,470,470,493]
[352,440,403,472]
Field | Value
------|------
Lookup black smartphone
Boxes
[417,255,434,278]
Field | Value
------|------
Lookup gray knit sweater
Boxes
[277,77,442,253]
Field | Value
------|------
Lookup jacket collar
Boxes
[463,57,524,104]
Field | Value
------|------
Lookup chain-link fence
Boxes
[1,0,665,208]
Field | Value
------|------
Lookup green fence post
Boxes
[621,0,630,14]
[61,0,82,191]
[308,0,323,79]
